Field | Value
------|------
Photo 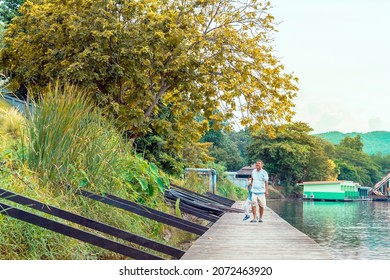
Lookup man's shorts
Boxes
[251,193,266,208]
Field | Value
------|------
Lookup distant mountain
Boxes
[314,131,390,155]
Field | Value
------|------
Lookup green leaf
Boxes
[136,177,148,191]
[149,162,159,175]
[154,176,166,193]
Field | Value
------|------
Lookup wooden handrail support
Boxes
[0,188,184,259]
[79,190,208,235]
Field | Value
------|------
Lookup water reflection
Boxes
[267,199,390,259]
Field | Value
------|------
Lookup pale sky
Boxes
[271,0,390,133]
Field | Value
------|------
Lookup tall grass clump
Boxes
[22,81,171,202]
[23,83,126,191]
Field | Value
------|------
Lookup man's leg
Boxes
[259,206,264,219]
[251,204,257,220]
[251,194,258,222]
[258,195,266,222]
[251,193,256,219]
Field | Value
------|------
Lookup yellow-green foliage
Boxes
[0,106,25,138]
[1,0,298,170]
[0,98,8,109]
[0,98,26,154]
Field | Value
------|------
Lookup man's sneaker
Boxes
[250,219,257,223]
[243,215,250,221]
[258,218,263,223]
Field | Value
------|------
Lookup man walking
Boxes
[249,160,269,223]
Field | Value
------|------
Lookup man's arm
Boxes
[265,180,269,195]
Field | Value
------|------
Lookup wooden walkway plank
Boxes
[181,201,333,260]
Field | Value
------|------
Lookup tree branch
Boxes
[143,75,169,119]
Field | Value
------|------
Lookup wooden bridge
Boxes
[182,201,333,260]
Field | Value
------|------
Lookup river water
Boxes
[267,199,390,259]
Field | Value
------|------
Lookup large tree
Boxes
[333,139,381,186]
[1,0,298,170]
[339,134,364,152]
[247,122,337,193]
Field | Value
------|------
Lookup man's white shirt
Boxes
[251,169,269,194]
